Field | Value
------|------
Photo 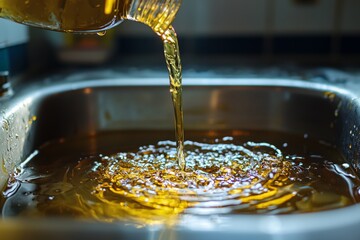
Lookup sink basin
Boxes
[0,76,360,240]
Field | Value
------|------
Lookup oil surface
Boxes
[2,0,359,226]
[2,130,360,224]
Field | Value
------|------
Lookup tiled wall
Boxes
[120,0,360,36]
[341,0,360,33]
[2,0,358,68]
[176,0,268,35]
[0,20,29,48]
[0,20,29,74]
[273,0,336,34]
[116,0,360,56]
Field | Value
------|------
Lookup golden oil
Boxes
[162,26,185,170]
[0,0,185,168]
[2,0,358,226]
[2,130,359,224]
[0,0,181,34]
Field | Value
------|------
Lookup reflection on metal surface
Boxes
[0,78,359,239]
[2,131,357,224]
[0,71,11,97]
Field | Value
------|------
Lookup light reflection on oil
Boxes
[2,130,359,225]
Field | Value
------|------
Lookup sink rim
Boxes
[2,77,358,119]
[6,77,360,94]
[1,77,360,239]
[1,203,360,237]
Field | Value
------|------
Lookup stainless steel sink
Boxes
[1,75,360,240]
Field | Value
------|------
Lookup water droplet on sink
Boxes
[97,31,106,36]
[2,119,9,131]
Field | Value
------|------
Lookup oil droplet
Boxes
[2,131,359,224]
[97,31,106,36]
[28,116,37,125]
[343,163,350,169]
[324,91,336,101]
[2,119,10,131]
[1,158,7,174]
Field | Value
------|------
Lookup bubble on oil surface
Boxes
[95,140,288,197]
[87,139,293,220]
[2,134,358,224]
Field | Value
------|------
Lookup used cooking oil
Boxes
[0,0,181,34]
[2,0,359,226]
[0,0,185,168]
[162,27,185,170]
[2,130,360,224]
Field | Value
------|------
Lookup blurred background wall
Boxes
[1,0,360,74]
[0,20,28,74]
[117,0,360,57]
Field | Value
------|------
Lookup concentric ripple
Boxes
[92,138,291,214]
[2,133,359,224]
